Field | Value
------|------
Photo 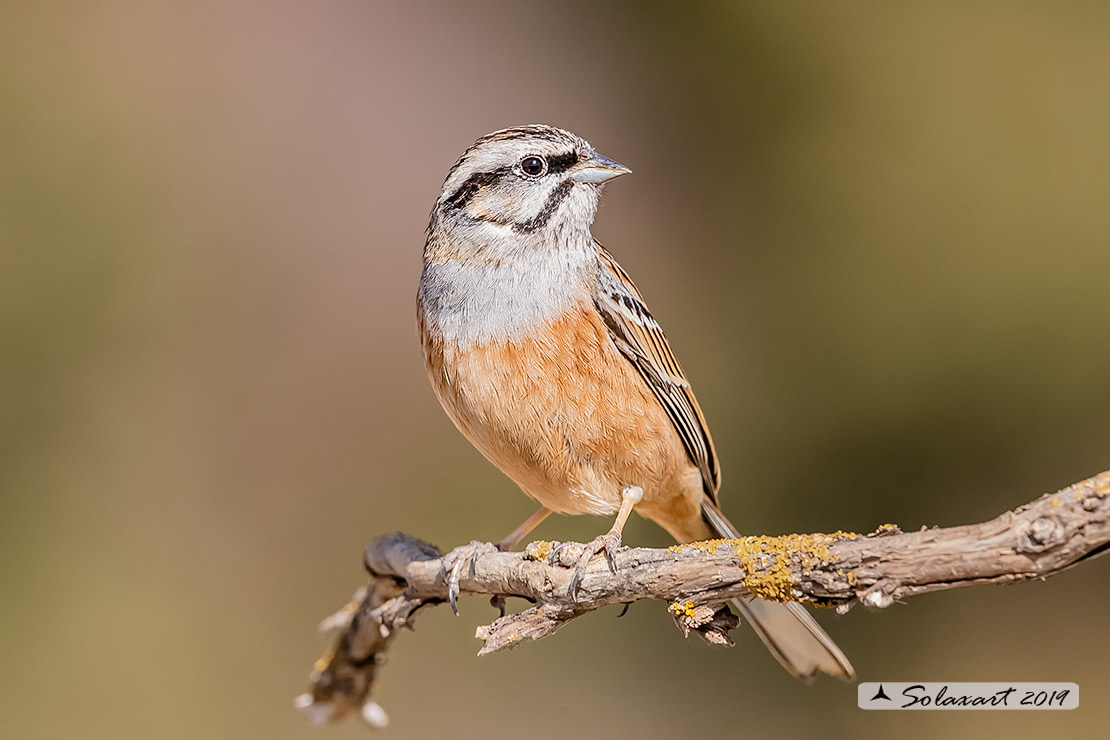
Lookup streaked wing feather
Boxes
[594,243,721,501]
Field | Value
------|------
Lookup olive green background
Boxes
[3,2,1108,739]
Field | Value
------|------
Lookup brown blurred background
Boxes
[3,2,1109,738]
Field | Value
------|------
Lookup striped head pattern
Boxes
[426,125,630,261]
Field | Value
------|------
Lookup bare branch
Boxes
[297,468,1110,728]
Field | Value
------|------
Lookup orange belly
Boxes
[420,302,704,530]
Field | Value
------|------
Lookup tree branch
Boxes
[297,468,1110,728]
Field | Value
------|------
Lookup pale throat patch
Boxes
[419,242,597,347]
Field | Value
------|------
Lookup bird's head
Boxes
[430,124,630,253]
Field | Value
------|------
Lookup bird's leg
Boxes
[485,506,552,617]
[569,485,643,597]
[497,506,553,551]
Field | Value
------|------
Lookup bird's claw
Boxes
[442,540,495,615]
[547,540,569,565]
[568,530,622,598]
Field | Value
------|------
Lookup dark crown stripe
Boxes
[478,125,563,144]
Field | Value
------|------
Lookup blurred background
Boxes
[3,2,1109,738]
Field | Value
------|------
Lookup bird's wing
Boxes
[594,242,721,502]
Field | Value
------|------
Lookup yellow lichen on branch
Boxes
[667,599,697,617]
[669,531,862,603]
[524,540,553,562]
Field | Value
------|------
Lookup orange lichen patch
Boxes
[524,540,554,562]
[669,531,860,603]
[870,523,901,536]
[667,600,697,617]
[732,532,859,603]
[1070,473,1110,500]
[312,650,334,674]
[1052,496,1060,507]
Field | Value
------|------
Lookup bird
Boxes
[416,124,854,681]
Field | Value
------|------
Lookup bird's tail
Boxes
[701,499,855,682]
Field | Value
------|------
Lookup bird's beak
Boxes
[571,150,632,183]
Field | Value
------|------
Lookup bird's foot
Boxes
[442,540,496,615]
[568,528,623,598]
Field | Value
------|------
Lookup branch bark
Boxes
[297,468,1110,728]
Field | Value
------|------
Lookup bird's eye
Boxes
[520,155,546,177]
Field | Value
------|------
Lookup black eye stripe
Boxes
[546,151,579,174]
[442,167,508,210]
[441,148,579,214]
